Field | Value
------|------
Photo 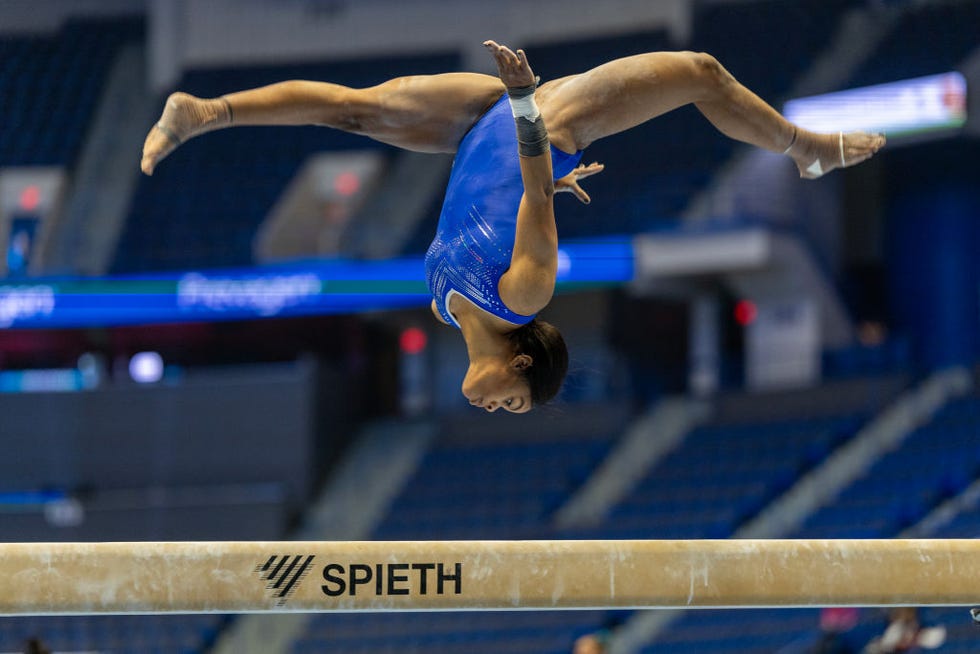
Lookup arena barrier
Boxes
[2,539,978,615]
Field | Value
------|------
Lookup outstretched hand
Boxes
[483,40,536,89]
[555,162,605,204]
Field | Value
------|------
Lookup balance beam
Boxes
[2,539,977,615]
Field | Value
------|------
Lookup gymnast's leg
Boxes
[141,74,506,175]
[536,51,884,179]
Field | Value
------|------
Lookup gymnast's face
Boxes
[462,354,532,413]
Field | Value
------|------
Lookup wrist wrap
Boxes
[507,84,548,157]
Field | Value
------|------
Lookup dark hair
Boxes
[505,318,568,406]
[23,638,51,654]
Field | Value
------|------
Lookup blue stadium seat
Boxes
[0,18,142,167]
[846,0,980,88]
[654,394,979,653]
[0,614,225,654]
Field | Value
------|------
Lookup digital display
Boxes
[784,72,967,137]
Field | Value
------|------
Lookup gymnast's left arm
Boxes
[484,40,559,313]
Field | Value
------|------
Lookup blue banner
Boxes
[0,237,634,329]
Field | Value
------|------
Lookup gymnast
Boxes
[141,41,884,413]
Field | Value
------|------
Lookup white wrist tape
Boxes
[508,93,541,122]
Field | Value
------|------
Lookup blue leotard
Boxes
[424,94,583,329]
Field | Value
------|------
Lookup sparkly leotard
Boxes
[424,95,583,329]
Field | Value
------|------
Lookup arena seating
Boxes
[291,405,625,653]
[798,396,980,539]
[645,392,980,653]
[0,18,141,166]
[291,389,881,652]
[296,611,612,654]
[0,614,225,654]
[912,477,980,654]
[689,0,857,101]
[845,0,980,88]
[374,435,616,541]
[289,372,957,654]
[565,413,867,541]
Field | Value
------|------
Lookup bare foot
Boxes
[141,92,230,175]
[787,129,886,180]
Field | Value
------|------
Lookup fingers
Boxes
[556,180,592,204]
[483,40,519,66]
[483,40,536,88]
[555,162,603,203]
[576,162,605,179]
[574,185,591,205]
[483,40,530,75]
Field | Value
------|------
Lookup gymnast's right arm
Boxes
[484,40,557,315]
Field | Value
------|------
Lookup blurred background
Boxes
[0,0,978,652]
